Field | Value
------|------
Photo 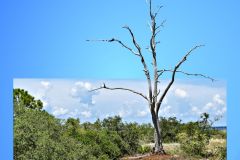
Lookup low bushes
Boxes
[177,131,209,156]
[137,145,151,154]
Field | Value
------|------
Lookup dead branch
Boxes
[149,0,163,18]
[122,25,153,102]
[86,39,139,56]
[154,20,166,38]
[156,45,204,113]
[156,19,166,31]
[90,83,148,101]
[122,26,142,54]
[149,0,159,108]
[157,69,215,82]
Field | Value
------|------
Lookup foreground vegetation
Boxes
[14,89,226,159]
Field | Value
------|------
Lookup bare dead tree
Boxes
[88,0,214,154]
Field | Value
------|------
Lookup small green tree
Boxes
[102,116,124,133]
[138,123,154,143]
[14,88,43,111]
[120,123,141,154]
[160,117,182,143]
[64,117,81,138]
[177,113,213,157]
[177,130,209,156]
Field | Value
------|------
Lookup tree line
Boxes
[14,88,226,159]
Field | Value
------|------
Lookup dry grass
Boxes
[121,138,226,160]
[206,138,226,159]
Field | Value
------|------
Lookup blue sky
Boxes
[1,0,240,159]
[14,79,226,126]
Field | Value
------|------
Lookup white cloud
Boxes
[41,81,51,90]
[203,102,215,111]
[162,97,168,105]
[191,106,198,112]
[159,105,172,116]
[80,111,92,118]
[42,100,48,108]
[174,88,187,98]
[70,81,97,105]
[200,93,226,115]
[32,81,52,109]
[113,100,149,118]
[191,106,202,115]
[206,102,214,108]
[67,109,81,118]
[216,106,227,116]
[222,106,227,113]
[13,79,226,125]
[213,94,225,105]
[118,108,132,118]
[52,107,68,116]
[137,110,149,117]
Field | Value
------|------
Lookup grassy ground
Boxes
[122,138,226,160]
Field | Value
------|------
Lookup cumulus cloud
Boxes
[52,107,68,117]
[162,97,168,105]
[203,102,216,111]
[213,94,225,105]
[191,106,202,115]
[215,106,227,117]
[206,102,214,108]
[70,81,97,105]
[14,79,226,125]
[40,81,52,90]
[174,88,187,98]
[41,100,48,108]
[159,105,173,117]
[190,92,226,120]
[137,110,149,117]
[118,110,130,117]
[113,99,148,118]
[33,81,53,109]
[80,111,92,118]
[67,109,81,118]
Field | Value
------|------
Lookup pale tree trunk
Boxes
[151,110,165,154]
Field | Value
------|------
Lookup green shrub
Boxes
[98,154,110,160]
[207,139,226,160]
[214,145,226,160]
[120,123,141,154]
[137,145,151,154]
[78,130,121,159]
[177,130,209,156]
[160,117,182,143]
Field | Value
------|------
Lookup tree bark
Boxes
[151,110,165,154]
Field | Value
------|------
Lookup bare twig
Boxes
[87,25,153,103]
[86,39,139,56]
[122,26,141,53]
[154,20,166,37]
[91,83,148,101]
[123,25,153,102]
[156,45,204,113]
[157,69,215,82]
[154,5,164,17]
